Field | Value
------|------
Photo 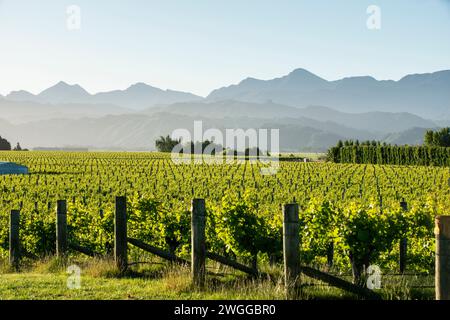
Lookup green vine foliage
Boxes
[212,190,282,263]
[0,152,447,274]
[129,193,191,255]
[299,200,338,266]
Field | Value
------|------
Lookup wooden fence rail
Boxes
[128,237,189,265]
[206,252,259,277]
[69,243,98,257]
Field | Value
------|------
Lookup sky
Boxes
[0,0,449,97]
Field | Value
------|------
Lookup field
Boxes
[0,151,449,299]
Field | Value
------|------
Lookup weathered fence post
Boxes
[283,203,301,299]
[56,200,67,257]
[327,241,334,270]
[399,200,408,274]
[191,198,206,288]
[9,210,20,269]
[115,196,128,273]
[435,215,450,300]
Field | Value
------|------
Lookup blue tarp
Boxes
[0,162,28,175]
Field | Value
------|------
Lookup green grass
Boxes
[0,272,366,300]
[0,257,435,300]
[0,273,198,300]
[0,256,358,300]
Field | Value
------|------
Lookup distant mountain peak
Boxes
[237,77,263,88]
[11,89,33,94]
[7,89,34,96]
[5,90,36,102]
[128,82,153,89]
[40,81,90,95]
[54,81,84,90]
[36,81,91,105]
[288,68,317,77]
[285,68,327,81]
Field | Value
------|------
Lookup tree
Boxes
[424,130,435,146]
[0,136,11,151]
[435,128,450,147]
[155,135,181,153]
[13,143,22,151]
[424,128,450,147]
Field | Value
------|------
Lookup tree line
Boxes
[327,128,450,166]
[0,136,27,151]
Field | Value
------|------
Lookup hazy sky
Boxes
[0,0,449,97]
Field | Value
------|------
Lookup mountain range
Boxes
[207,68,450,119]
[3,69,450,119]
[0,111,438,152]
[0,68,449,151]
[144,101,436,134]
[4,81,202,110]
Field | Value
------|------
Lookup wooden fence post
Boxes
[9,210,20,269]
[115,196,128,273]
[56,200,67,257]
[283,203,300,299]
[327,241,334,270]
[399,200,408,274]
[191,198,206,287]
[435,215,450,300]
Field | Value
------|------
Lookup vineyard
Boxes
[0,151,449,295]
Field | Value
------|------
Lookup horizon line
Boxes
[1,67,449,98]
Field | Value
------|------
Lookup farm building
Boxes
[0,162,28,175]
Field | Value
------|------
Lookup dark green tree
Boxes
[0,136,11,151]
[155,135,181,153]
[424,128,450,147]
